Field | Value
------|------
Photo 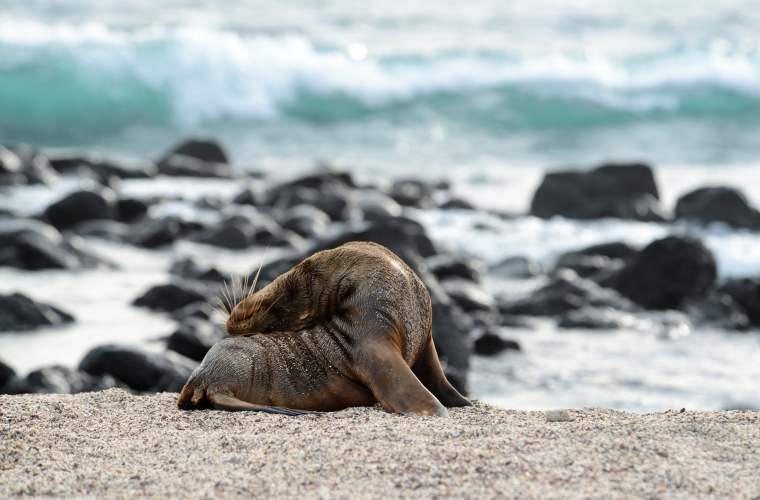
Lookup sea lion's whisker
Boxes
[248,247,268,298]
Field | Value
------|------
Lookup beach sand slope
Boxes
[1,389,758,498]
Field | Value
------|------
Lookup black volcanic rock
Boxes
[489,256,544,278]
[675,186,760,230]
[133,281,215,312]
[530,163,667,221]
[167,318,227,361]
[600,236,717,310]
[79,345,195,392]
[170,258,227,283]
[719,278,760,326]
[156,139,240,178]
[127,216,204,248]
[117,198,149,223]
[0,293,74,332]
[281,205,331,238]
[0,359,16,388]
[439,279,495,312]
[1,365,125,395]
[44,189,118,231]
[427,253,484,282]
[390,179,435,209]
[473,332,520,356]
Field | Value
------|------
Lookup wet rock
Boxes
[132,280,215,312]
[0,219,80,270]
[70,220,131,242]
[554,242,640,279]
[439,279,496,312]
[718,278,760,326]
[500,269,637,316]
[601,236,717,310]
[172,302,216,322]
[489,256,544,279]
[0,359,16,388]
[156,139,240,178]
[530,163,668,221]
[79,345,195,392]
[473,332,521,356]
[439,197,475,210]
[0,293,74,332]
[167,318,227,361]
[356,189,403,222]
[232,188,260,206]
[48,153,157,181]
[681,289,751,330]
[573,241,641,260]
[1,365,126,395]
[675,186,760,230]
[43,188,118,231]
[270,185,358,222]
[127,216,204,248]
[390,179,435,208]
[116,198,149,223]
[0,145,59,186]
[557,306,638,330]
[189,222,253,249]
[431,300,472,396]
[426,253,484,282]
[170,258,227,283]
[281,205,331,238]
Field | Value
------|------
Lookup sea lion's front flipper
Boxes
[207,393,321,416]
[411,340,472,408]
[358,344,449,417]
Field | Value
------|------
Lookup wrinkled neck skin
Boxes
[225,258,334,336]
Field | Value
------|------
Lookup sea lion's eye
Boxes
[265,319,283,332]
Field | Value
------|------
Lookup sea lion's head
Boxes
[224,273,317,336]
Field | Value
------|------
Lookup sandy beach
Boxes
[1,389,758,499]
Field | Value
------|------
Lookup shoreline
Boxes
[2,389,759,498]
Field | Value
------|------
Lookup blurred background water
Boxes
[1,0,760,412]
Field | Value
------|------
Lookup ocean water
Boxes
[1,0,760,411]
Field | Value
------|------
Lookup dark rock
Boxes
[48,153,157,182]
[439,279,496,312]
[494,314,536,328]
[0,293,74,332]
[557,306,638,330]
[281,205,331,238]
[70,220,131,242]
[681,289,751,330]
[390,179,435,208]
[156,139,239,178]
[232,188,259,206]
[170,258,227,283]
[489,256,544,278]
[172,302,216,321]
[133,281,215,312]
[190,222,253,249]
[574,241,641,260]
[268,170,355,199]
[1,365,126,394]
[79,345,195,392]
[270,185,357,222]
[0,219,77,270]
[167,318,227,361]
[1,145,59,186]
[426,253,484,282]
[117,198,149,223]
[601,236,717,310]
[439,198,475,210]
[530,163,668,221]
[554,242,639,279]
[719,278,760,326]
[127,217,204,248]
[473,332,520,356]
[43,188,118,231]
[500,269,638,316]
[675,186,760,230]
[0,359,16,388]
[431,301,472,396]
[356,190,403,222]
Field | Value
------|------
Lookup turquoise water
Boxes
[1,1,760,166]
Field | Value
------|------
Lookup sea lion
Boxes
[177,241,471,417]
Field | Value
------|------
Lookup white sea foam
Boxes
[2,17,760,126]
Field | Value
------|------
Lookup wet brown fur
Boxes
[177,241,471,417]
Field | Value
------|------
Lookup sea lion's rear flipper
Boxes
[411,341,472,408]
[207,393,321,416]
[359,343,449,417]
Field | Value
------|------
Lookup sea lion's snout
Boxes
[226,295,268,336]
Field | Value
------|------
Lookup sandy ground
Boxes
[1,389,759,499]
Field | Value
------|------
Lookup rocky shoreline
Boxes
[2,139,760,398]
[1,390,759,498]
